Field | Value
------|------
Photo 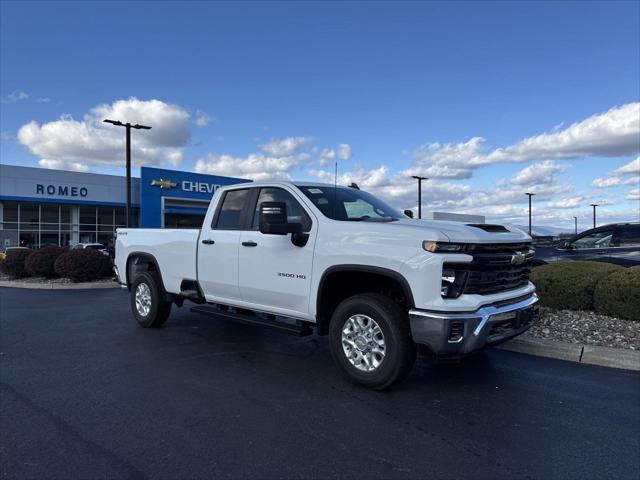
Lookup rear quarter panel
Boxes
[115,228,200,293]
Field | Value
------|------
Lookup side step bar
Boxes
[190,305,314,337]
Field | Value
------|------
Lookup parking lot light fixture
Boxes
[525,193,535,236]
[590,204,599,229]
[411,175,428,219]
[103,119,152,227]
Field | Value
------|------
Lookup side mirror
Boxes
[404,209,414,219]
[259,202,303,235]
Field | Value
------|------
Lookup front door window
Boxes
[571,230,614,249]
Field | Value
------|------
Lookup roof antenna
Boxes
[333,161,338,219]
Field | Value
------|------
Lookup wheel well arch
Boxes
[315,265,414,336]
[126,252,165,292]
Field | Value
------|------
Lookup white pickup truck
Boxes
[115,181,539,389]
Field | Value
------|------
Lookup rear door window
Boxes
[213,189,251,230]
[616,225,640,247]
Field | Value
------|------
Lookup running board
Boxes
[190,305,314,337]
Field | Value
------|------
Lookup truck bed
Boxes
[115,228,200,294]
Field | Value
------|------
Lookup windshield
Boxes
[297,185,402,222]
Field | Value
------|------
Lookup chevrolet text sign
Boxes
[181,181,221,194]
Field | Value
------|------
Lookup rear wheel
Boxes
[130,271,171,328]
[329,293,416,390]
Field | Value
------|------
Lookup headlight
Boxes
[423,241,466,253]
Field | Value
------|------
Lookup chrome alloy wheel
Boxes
[341,314,386,372]
[135,282,152,317]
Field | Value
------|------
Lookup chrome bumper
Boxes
[409,293,540,357]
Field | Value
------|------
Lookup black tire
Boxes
[130,271,172,328]
[328,293,416,390]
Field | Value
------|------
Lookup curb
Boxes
[0,280,119,290]
[497,336,640,371]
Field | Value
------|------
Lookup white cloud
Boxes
[592,156,639,188]
[318,143,352,166]
[319,148,337,166]
[337,144,352,160]
[510,160,565,186]
[480,103,639,164]
[2,90,29,103]
[592,176,621,188]
[38,159,90,172]
[627,188,640,201]
[195,136,314,181]
[410,137,482,179]
[624,176,640,186]
[613,157,640,176]
[260,136,311,157]
[547,197,583,209]
[194,110,212,127]
[36,97,51,104]
[17,97,191,170]
[409,103,640,179]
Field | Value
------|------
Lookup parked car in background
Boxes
[72,243,110,256]
[533,223,640,267]
[0,246,31,261]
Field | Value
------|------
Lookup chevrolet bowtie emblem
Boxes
[150,179,177,189]
[511,252,526,265]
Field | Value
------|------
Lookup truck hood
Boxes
[391,219,531,244]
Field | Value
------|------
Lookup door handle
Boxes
[242,241,258,247]
[201,239,215,245]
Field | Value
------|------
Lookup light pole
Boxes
[525,192,535,236]
[411,175,428,219]
[590,204,599,229]
[573,216,578,235]
[103,119,152,227]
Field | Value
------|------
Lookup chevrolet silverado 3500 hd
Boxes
[115,181,539,389]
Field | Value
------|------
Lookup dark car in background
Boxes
[533,223,640,267]
[0,246,31,261]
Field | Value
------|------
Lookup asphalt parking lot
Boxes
[1,287,639,480]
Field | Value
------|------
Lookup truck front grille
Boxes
[445,243,534,296]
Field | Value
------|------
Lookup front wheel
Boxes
[130,271,172,328]
[329,293,416,390]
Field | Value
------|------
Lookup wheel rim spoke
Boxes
[341,314,386,372]
[135,283,152,317]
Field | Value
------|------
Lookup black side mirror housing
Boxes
[259,201,303,235]
[404,209,414,219]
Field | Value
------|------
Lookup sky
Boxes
[1,0,639,231]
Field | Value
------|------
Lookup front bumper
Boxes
[409,293,540,357]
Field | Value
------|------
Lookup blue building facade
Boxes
[0,164,249,248]
[139,167,248,228]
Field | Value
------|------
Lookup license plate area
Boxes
[486,305,539,342]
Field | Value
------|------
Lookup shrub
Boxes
[0,249,32,279]
[54,249,113,283]
[531,261,623,311]
[25,246,68,278]
[593,266,640,321]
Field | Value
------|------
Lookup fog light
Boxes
[440,266,468,298]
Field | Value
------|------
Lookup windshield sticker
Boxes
[308,188,323,194]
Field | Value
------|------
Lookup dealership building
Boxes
[0,164,248,248]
